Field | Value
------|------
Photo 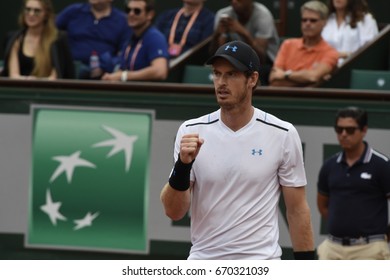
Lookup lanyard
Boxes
[168,8,201,47]
[123,39,143,71]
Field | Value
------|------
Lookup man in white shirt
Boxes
[160,40,314,260]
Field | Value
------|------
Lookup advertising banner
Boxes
[27,106,153,253]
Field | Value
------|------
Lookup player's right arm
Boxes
[160,133,203,221]
[160,182,192,221]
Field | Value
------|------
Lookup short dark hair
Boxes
[335,106,368,129]
[125,0,155,11]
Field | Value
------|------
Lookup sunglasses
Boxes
[334,126,360,135]
[24,7,43,16]
[125,7,142,15]
[301,18,320,23]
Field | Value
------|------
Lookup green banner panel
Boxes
[27,106,153,253]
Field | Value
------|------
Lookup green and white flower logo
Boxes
[27,107,152,254]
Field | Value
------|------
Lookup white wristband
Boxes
[121,70,128,82]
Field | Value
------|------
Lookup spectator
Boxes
[56,0,130,79]
[317,107,390,260]
[209,0,279,85]
[154,0,214,58]
[2,0,74,79]
[322,0,379,66]
[269,0,338,87]
[102,0,169,82]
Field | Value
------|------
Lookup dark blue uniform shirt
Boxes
[318,142,390,237]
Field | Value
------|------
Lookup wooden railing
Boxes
[169,36,212,71]
[320,24,390,89]
[0,77,390,101]
[165,36,212,83]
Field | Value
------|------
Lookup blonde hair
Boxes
[301,1,329,20]
[18,0,58,77]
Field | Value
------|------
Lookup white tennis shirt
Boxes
[173,108,307,259]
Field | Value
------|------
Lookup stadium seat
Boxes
[73,60,83,79]
[350,69,390,91]
[182,65,213,84]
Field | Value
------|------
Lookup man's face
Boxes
[231,0,252,14]
[211,58,255,109]
[335,117,366,151]
[89,0,112,3]
[89,0,112,10]
[182,0,204,6]
[126,1,153,29]
[301,9,326,39]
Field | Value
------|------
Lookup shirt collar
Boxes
[337,141,371,164]
[298,37,327,52]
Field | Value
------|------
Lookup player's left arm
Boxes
[282,186,315,258]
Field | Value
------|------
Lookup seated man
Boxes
[209,0,279,85]
[269,1,338,87]
[154,0,214,58]
[102,0,169,82]
[56,0,130,79]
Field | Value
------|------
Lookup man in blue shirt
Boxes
[154,0,214,58]
[56,0,130,79]
[317,107,390,259]
[102,0,169,82]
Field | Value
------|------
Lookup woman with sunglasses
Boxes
[322,0,378,66]
[317,106,390,260]
[2,0,74,79]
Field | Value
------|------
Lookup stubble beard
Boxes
[218,86,251,112]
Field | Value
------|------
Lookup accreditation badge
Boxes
[168,44,182,57]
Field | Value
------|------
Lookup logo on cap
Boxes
[224,45,238,52]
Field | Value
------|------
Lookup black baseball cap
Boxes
[206,41,260,73]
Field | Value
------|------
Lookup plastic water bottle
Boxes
[89,50,100,70]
